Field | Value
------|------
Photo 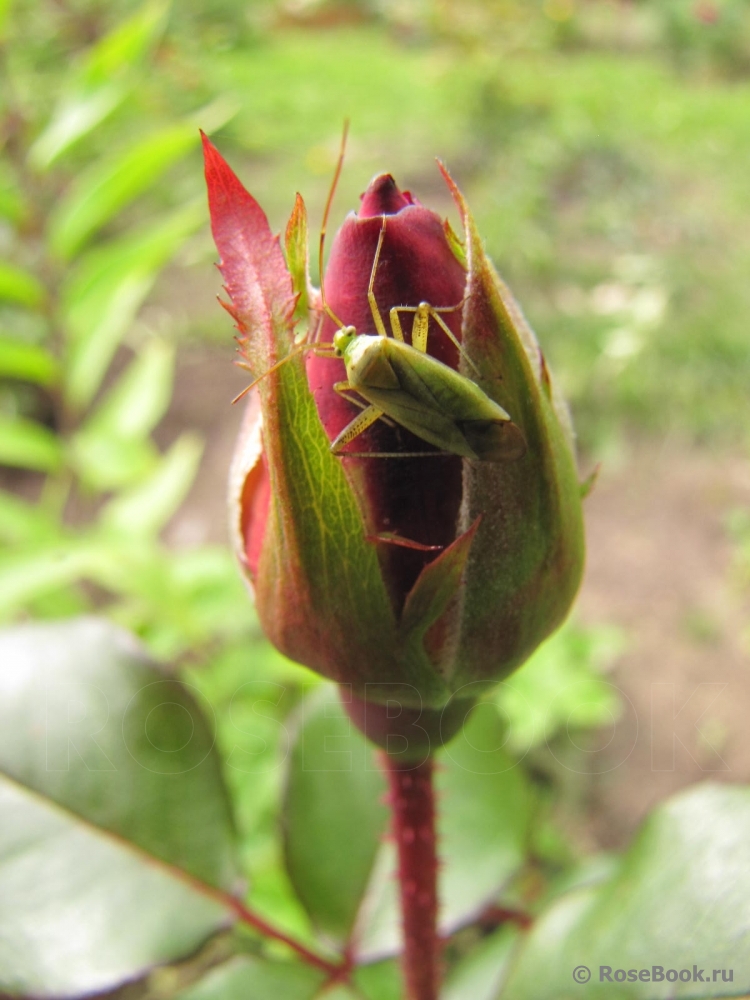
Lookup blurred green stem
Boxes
[39,469,72,520]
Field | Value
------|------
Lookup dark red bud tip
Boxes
[359,173,415,217]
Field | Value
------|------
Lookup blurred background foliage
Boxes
[1,0,749,995]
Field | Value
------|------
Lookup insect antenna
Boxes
[317,120,350,335]
[232,342,336,404]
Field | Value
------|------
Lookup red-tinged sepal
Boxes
[366,532,445,552]
[202,133,297,373]
[208,144,402,688]
[398,516,480,667]
[438,162,585,687]
[228,390,267,584]
[341,520,481,756]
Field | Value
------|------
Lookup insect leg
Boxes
[388,306,406,342]
[310,304,326,344]
[428,307,471,364]
[390,304,456,354]
[412,303,430,352]
[367,217,391,339]
[330,404,385,454]
[389,294,462,350]
[391,302,480,376]
[333,381,396,426]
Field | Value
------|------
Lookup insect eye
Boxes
[333,327,352,355]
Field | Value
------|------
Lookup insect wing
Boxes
[380,340,526,462]
[360,381,480,458]
[385,340,509,421]
[458,418,527,462]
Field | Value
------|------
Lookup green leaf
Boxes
[175,955,325,1000]
[0,0,12,42]
[62,201,204,409]
[0,536,243,647]
[501,783,750,998]
[70,338,174,490]
[70,432,157,492]
[100,432,203,536]
[0,175,25,225]
[356,703,533,961]
[0,490,57,545]
[283,694,533,960]
[0,617,239,997]
[29,0,170,169]
[87,338,174,439]
[65,270,153,410]
[49,125,197,259]
[353,959,401,1000]
[82,0,170,84]
[0,417,63,472]
[110,545,252,656]
[316,988,359,1000]
[30,82,130,172]
[0,336,58,385]
[0,543,108,618]
[443,927,518,1000]
[283,687,389,942]
[0,537,169,623]
[439,703,534,929]
[0,261,45,308]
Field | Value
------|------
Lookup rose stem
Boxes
[384,753,441,1000]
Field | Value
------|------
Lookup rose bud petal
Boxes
[306,173,468,616]
[204,135,585,755]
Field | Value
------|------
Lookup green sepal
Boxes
[284,193,312,328]
[439,163,585,688]
[207,140,456,699]
[395,517,480,704]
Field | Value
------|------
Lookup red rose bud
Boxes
[306,173,467,618]
[204,135,585,755]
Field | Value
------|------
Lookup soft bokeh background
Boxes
[2,0,750,955]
